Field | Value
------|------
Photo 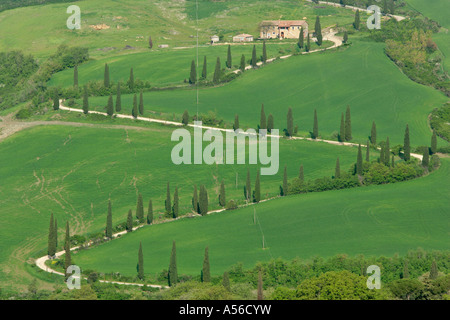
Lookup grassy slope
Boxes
[84,40,448,146]
[73,159,450,277]
[0,123,366,287]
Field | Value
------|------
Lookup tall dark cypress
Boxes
[201,56,207,79]
[227,45,232,68]
[138,242,144,280]
[315,16,323,46]
[345,106,352,141]
[132,94,138,118]
[240,54,246,72]
[366,140,370,162]
[106,200,113,238]
[339,112,345,142]
[139,91,144,115]
[147,199,153,225]
[115,82,122,112]
[422,149,429,168]
[335,157,341,179]
[199,185,208,216]
[245,169,251,201]
[168,241,178,286]
[126,209,133,233]
[299,164,304,183]
[431,130,437,154]
[219,181,226,207]
[48,213,56,257]
[192,185,199,213]
[53,92,59,110]
[165,182,171,216]
[267,114,274,133]
[106,93,114,116]
[251,45,257,68]
[282,165,288,196]
[233,114,240,131]
[287,107,294,137]
[64,221,71,278]
[54,219,58,249]
[343,31,348,44]
[136,193,144,223]
[254,171,261,203]
[404,124,410,162]
[189,60,196,84]
[430,260,438,280]
[384,137,390,166]
[298,27,304,48]
[260,104,267,130]
[354,9,360,30]
[312,109,318,139]
[104,63,110,87]
[129,68,135,91]
[172,186,179,219]
[306,33,310,52]
[356,144,363,175]
[262,41,267,63]
[201,247,211,282]
[213,57,221,84]
[74,65,78,88]
[371,122,377,145]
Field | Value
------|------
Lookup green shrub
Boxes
[15,108,31,119]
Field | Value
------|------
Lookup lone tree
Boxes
[219,181,226,207]
[431,130,437,154]
[299,164,304,183]
[147,199,153,225]
[136,193,144,223]
[245,169,251,201]
[64,221,71,279]
[339,112,345,142]
[422,149,429,168]
[226,45,232,68]
[312,109,318,139]
[168,241,178,286]
[262,41,267,63]
[298,27,304,48]
[257,270,264,300]
[106,93,114,116]
[370,122,377,145]
[267,114,274,133]
[172,186,179,219]
[182,110,189,125]
[240,54,246,72]
[254,171,261,203]
[165,182,171,216]
[354,10,360,30]
[82,86,89,114]
[404,124,411,162]
[343,31,348,44]
[260,104,267,130]
[74,65,78,87]
[139,91,144,115]
[281,165,288,196]
[192,185,199,213]
[47,213,56,257]
[126,209,133,233]
[345,106,352,141]
[335,157,341,179]
[116,82,122,112]
[138,242,144,280]
[430,260,438,280]
[201,247,211,282]
[106,200,113,238]
[149,35,153,49]
[286,107,294,137]
[201,56,207,79]
[213,57,221,84]
[104,63,110,88]
[132,94,138,118]
[356,144,363,176]
[128,68,135,91]
[53,91,59,111]
[315,16,323,46]
[233,114,240,131]
[199,185,209,216]
[251,45,257,68]
[189,60,196,84]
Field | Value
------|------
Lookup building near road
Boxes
[260,20,308,39]
[233,33,254,42]
[211,35,220,44]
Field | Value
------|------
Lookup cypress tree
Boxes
[245,169,251,201]
[199,185,208,216]
[371,122,377,145]
[312,109,318,139]
[47,213,56,257]
[430,260,438,279]
[422,149,429,168]
[129,68,135,91]
[106,93,114,116]
[379,142,385,164]
[182,110,189,125]
[339,112,345,142]
[356,144,363,176]
[104,63,110,88]
[431,130,437,154]
[201,247,211,282]
[343,31,348,44]
[115,82,122,112]
[257,270,263,300]
[404,124,410,161]
[74,65,78,88]
[298,27,304,48]
[402,260,409,279]
[366,140,370,162]
[149,35,153,49]
[213,57,221,84]
[226,45,232,68]
[222,272,231,291]
[260,104,267,130]
[383,0,388,14]
[315,16,323,46]
[64,221,71,278]
[254,171,261,203]
[172,186,179,219]
[136,193,144,223]
[168,241,178,286]
[286,107,294,137]
[345,106,352,141]
[335,157,341,179]
[201,56,207,79]
[165,182,171,216]
[106,200,113,238]
[267,114,274,133]
[147,199,153,225]
[233,114,240,131]
[138,242,144,280]
[299,164,304,183]
[240,54,246,72]
[262,41,267,63]
[282,165,288,196]
[132,94,138,118]
[384,137,390,166]
[54,219,58,249]
[53,92,59,110]
[189,60,196,84]
[306,33,310,52]
[192,185,199,213]
[354,9,360,30]
[392,155,395,167]
[126,209,133,233]
[139,91,144,115]
[219,181,226,207]
[251,45,257,68]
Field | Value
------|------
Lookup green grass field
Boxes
[72,158,450,277]
[0,122,368,288]
[81,40,448,147]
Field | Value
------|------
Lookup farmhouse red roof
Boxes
[261,20,307,27]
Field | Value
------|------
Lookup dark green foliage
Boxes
[165,182,171,216]
[312,109,318,139]
[189,60,196,84]
[371,122,377,145]
[139,91,144,115]
[54,219,58,249]
[339,113,345,142]
[106,93,114,116]
[106,200,113,238]
[202,56,207,79]
[213,57,221,84]
[202,247,211,282]
[128,68,135,91]
[149,36,153,49]
[173,186,179,219]
[192,185,199,213]
[306,33,310,52]
[383,0,388,14]
[354,9,360,30]
[298,27,304,48]
[82,86,89,114]
[64,221,71,278]
[356,144,363,176]
[286,107,294,137]
[251,45,257,68]
[384,137,390,166]
[222,272,231,291]
[227,45,232,68]
[245,169,251,201]
[366,141,370,162]
[299,164,304,183]
[281,165,288,196]
[233,114,240,131]
[315,16,323,46]
[430,103,450,142]
[240,54,246,72]
[267,114,274,133]
[260,104,267,130]
[219,181,226,207]
[431,130,437,154]
[104,63,110,88]
[168,241,178,287]
[254,171,261,203]
[343,31,348,44]
[74,65,78,88]
[392,155,395,168]
[345,106,352,141]
[182,110,189,125]
[335,157,341,179]
[126,209,133,233]
[132,94,138,118]
[257,270,263,300]
[53,92,59,110]
[47,213,56,257]
[115,82,121,112]
[138,242,144,280]
[199,185,209,216]
[136,193,144,223]
[147,199,153,225]
[402,261,409,279]
[262,41,267,63]
[422,149,429,168]
[430,260,438,280]
[404,124,411,161]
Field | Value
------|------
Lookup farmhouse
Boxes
[210,35,219,43]
[233,33,254,42]
[260,20,308,39]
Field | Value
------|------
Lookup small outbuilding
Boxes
[211,35,220,43]
[233,33,254,42]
